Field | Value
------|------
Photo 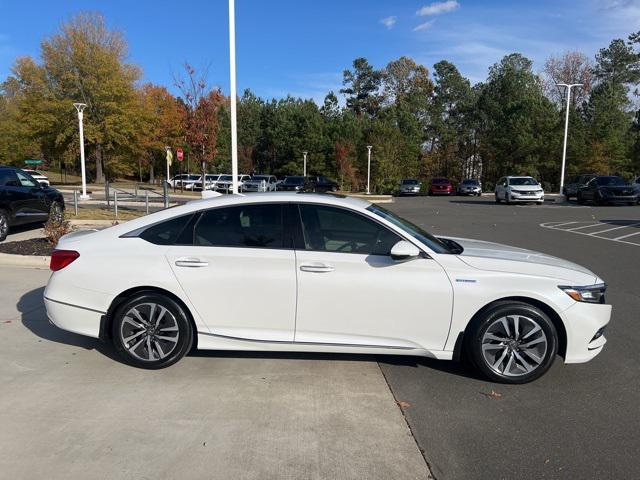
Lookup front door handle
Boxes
[299,263,334,273]
[175,257,209,268]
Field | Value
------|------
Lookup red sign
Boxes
[176,148,184,162]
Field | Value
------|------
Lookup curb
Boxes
[0,252,50,269]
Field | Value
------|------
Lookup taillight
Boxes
[50,250,80,271]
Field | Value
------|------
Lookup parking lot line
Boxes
[564,223,606,231]
[589,221,640,235]
[613,230,640,241]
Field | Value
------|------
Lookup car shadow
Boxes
[448,199,498,206]
[18,286,482,379]
[599,219,640,227]
[18,286,120,361]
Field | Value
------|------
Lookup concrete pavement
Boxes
[0,267,430,480]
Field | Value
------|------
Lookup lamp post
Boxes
[165,146,172,185]
[73,103,89,200]
[229,0,239,194]
[366,145,372,195]
[303,151,308,177]
[556,83,582,195]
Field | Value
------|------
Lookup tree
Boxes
[543,51,593,106]
[40,12,142,181]
[174,63,224,177]
[340,58,383,118]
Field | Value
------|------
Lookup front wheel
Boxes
[466,302,558,384]
[112,292,194,369]
[494,194,501,204]
[0,209,9,242]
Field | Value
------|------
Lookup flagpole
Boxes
[229,0,239,194]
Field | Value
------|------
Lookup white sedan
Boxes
[495,176,545,204]
[44,193,610,383]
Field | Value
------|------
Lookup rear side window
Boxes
[194,204,283,248]
[139,214,195,245]
[0,169,19,187]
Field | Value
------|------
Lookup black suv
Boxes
[577,176,638,206]
[563,174,596,200]
[0,166,65,241]
[305,175,338,192]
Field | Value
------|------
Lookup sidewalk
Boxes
[0,267,431,480]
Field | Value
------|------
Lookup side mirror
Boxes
[390,240,421,261]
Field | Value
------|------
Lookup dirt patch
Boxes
[0,238,53,256]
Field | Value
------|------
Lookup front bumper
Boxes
[509,192,544,202]
[400,188,420,194]
[562,301,611,363]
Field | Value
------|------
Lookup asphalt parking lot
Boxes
[380,195,640,480]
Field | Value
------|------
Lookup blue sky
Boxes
[0,0,639,103]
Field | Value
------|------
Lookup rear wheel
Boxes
[0,209,9,242]
[111,292,193,369]
[466,302,558,384]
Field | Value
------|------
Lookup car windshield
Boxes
[251,175,269,181]
[432,178,448,184]
[596,176,626,186]
[284,176,304,185]
[218,175,233,181]
[509,177,537,186]
[462,179,479,185]
[367,204,454,254]
[402,179,419,185]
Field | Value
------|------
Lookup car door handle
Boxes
[175,258,209,268]
[299,263,334,273]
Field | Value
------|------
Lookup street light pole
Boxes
[228,0,239,194]
[366,145,372,195]
[303,151,307,177]
[73,103,89,200]
[556,83,582,195]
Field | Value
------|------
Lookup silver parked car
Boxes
[243,175,278,192]
[457,178,482,196]
[215,174,251,193]
[399,179,421,195]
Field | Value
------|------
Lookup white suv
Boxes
[495,176,544,205]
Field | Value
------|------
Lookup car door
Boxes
[164,203,297,341]
[582,178,596,201]
[293,203,453,350]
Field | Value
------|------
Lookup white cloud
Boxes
[417,1,460,16]
[380,16,397,29]
[413,20,435,32]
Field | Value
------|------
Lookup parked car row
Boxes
[169,174,339,194]
[398,178,483,196]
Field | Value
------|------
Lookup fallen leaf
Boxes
[2,320,11,324]
[480,390,502,399]
[397,401,411,409]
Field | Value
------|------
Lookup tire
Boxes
[0,209,9,242]
[111,292,194,369]
[495,194,501,204]
[594,193,604,206]
[466,302,558,384]
[536,201,543,205]
[49,201,64,223]
[577,192,585,205]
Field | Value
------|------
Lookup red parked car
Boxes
[428,177,453,195]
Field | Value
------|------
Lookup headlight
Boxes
[558,283,606,304]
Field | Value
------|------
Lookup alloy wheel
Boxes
[481,315,548,377]
[119,302,180,362]
[0,213,8,239]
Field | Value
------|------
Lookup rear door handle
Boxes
[175,257,209,268]
[299,263,334,273]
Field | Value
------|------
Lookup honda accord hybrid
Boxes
[44,193,610,383]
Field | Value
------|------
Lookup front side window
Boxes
[298,204,401,255]
[0,169,20,187]
[195,204,283,249]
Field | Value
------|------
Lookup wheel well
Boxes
[102,286,198,348]
[456,296,567,359]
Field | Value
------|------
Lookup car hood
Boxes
[443,236,598,284]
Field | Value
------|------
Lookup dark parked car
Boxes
[577,176,638,206]
[277,176,306,191]
[0,166,65,241]
[306,175,338,192]
[457,178,482,196]
[428,177,453,195]
[563,174,596,200]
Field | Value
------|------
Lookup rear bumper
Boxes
[44,296,104,339]
[562,302,611,364]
